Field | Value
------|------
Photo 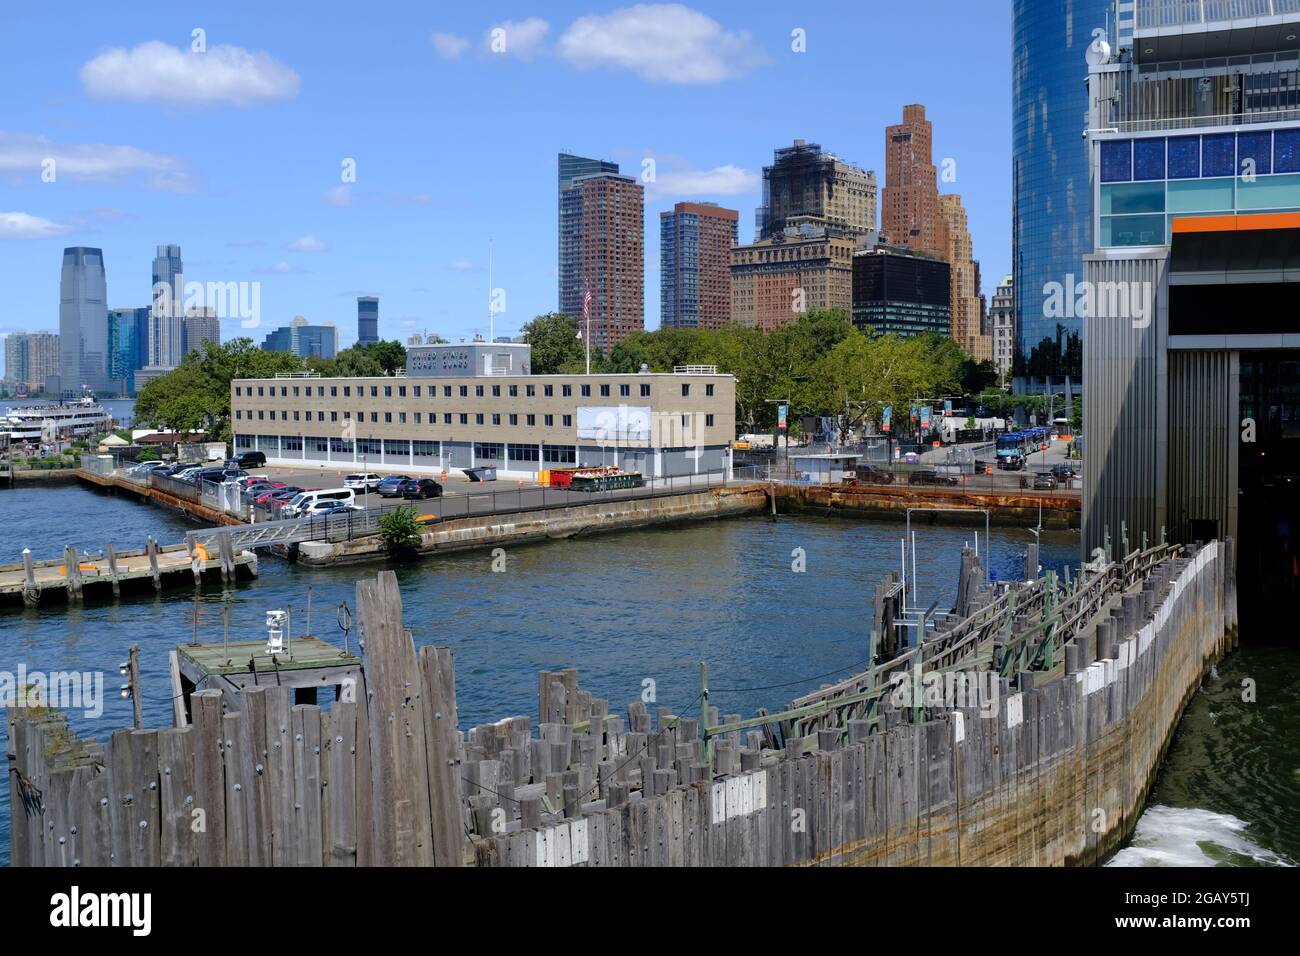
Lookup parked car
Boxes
[229,451,266,468]
[853,464,895,485]
[401,478,442,500]
[256,485,301,505]
[237,475,269,487]
[344,473,382,492]
[308,500,364,516]
[1050,464,1078,482]
[908,469,960,487]
[283,488,356,517]
[376,475,413,498]
[1032,472,1059,490]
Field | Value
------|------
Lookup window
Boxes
[459,413,468,425]
[492,385,500,397]
[444,413,452,424]
[543,444,576,464]
[384,386,392,398]
[444,386,452,397]
[370,412,378,423]
[509,414,518,425]
[474,442,503,461]
[330,437,354,454]
[293,387,300,397]
[283,436,302,452]
[706,414,714,427]
[640,384,651,397]
[526,385,536,397]
[235,433,253,449]
[544,414,554,426]
[509,385,518,397]
[560,385,570,397]
[544,385,553,397]
[235,386,242,397]
[331,386,338,397]
[581,384,591,397]
[460,385,469,397]
[600,384,610,397]
[330,411,338,422]
[344,386,351,397]
[257,386,264,397]
[473,413,482,425]
[562,414,572,427]
[398,386,406,397]
[235,409,242,420]
[475,385,484,397]
[414,413,421,424]
[384,439,408,457]
[280,387,287,397]
[370,386,378,397]
[492,413,501,425]
[384,412,392,423]
[413,386,421,397]
[317,411,325,422]
[293,410,300,421]
[681,384,690,397]
[682,414,689,427]
[412,440,439,458]
[257,410,264,420]
[706,384,714,397]
[358,438,381,457]
[619,384,630,397]
[508,443,540,462]
[526,414,536,426]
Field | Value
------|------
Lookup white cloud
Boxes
[322,185,355,208]
[254,261,307,275]
[431,32,469,60]
[447,259,483,273]
[0,131,196,192]
[287,235,328,252]
[487,18,551,59]
[0,211,70,240]
[650,163,759,198]
[557,5,767,84]
[81,41,300,107]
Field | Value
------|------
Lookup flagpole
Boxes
[585,310,591,375]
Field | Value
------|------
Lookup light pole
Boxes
[764,397,792,479]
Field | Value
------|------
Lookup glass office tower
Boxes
[58,246,110,396]
[1012,0,1114,388]
[357,296,379,344]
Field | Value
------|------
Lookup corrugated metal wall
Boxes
[1167,350,1238,545]
[1082,253,1168,558]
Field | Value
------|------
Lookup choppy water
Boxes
[1,483,1293,867]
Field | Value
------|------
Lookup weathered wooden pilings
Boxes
[7,546,1232,867]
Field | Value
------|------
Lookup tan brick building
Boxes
[231,345,735,480]
[660,202,738,330]
[758,139,877,241]
[938,195,992,362]
[558,172,644,352]
[730,226,856,331]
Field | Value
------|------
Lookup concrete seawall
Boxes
[778,482,1080,529]
[297,485,770,565]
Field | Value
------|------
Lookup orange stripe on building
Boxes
[1171,211,1300,234]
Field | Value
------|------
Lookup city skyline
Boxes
[1,1,1013,372]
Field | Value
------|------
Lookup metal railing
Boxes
[1110,106,1300,133]
[188,469,744,550]
[1136,0,1300,29]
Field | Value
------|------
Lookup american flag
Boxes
[583,289,591,318]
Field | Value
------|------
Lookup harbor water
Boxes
[1,482,1294,866]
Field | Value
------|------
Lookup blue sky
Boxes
[0,0,1011,369]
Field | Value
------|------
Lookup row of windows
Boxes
[237,408,588,427]
[236,380,717,400]
[1100,130,1300,183]
[235,434,579,463]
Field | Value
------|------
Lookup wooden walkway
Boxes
[0,539,257,606]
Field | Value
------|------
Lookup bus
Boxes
[995,427,1053,469]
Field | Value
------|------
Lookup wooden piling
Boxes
[106,542,121,597]
[64,546,83,600]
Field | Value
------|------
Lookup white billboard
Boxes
[577,405,652,442]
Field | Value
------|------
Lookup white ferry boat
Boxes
[1,397,112,443]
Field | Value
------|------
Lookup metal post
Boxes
[699,661,711,772]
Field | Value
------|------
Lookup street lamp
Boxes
[764,397,792,479]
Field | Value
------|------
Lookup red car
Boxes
[256,485,300,505]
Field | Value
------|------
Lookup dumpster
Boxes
[571,472,645,492]
[462,466,497,482]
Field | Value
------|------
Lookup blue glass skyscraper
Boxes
[58,246,110,396]
[1012,0,1114,387]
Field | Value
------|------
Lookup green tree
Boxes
[523,312,586,374]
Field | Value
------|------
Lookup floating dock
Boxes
[0,539,257,607]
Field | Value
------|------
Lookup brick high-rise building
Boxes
[731,223,856,332]
[758,140,876,241]
[4,331,60,393]
[559,172,644,353]
[660,202,738,329]
[938,195,991,362]
[882,105,944,258]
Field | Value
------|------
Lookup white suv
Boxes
[344,473,382,492]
